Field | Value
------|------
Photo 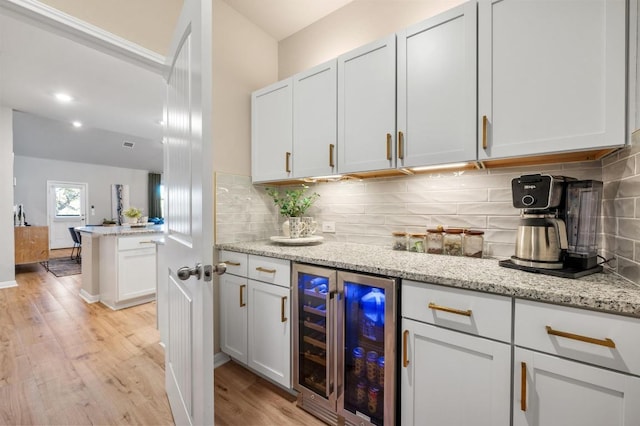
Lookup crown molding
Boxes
[0,0,166,74]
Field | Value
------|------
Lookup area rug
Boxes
[46,258,81,277]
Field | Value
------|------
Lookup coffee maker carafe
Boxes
[500,174,603,278]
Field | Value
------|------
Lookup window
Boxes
[55,186,81,218]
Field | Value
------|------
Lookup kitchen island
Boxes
[77,225,164,309]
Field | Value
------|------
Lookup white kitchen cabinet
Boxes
[397,1,477,168]
[514,348,640,426]
[401,280,511,426]
[99,234,161,310]
[247,278,291,388]
[478,0,627,161]
[293,59,337,178]
[337,34,396,173]
[219,273,248,364]
[251,78,293,183]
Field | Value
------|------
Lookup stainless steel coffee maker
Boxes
[500,174,603,278]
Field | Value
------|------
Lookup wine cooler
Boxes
[292,263,397,425]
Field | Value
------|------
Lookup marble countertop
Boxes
[217,240,640,318]
[76,224,165,236]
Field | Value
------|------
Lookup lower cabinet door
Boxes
[220,274,248,364]
[514,348,640,426]
[401,318,510,426]
[247,279,291,388]
[117,248,156,301]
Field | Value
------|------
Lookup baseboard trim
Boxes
[214,352,230,369]
[0,280,18,289]
[79,289,100,303]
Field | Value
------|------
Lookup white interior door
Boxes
[163,0,214,425]
[47,180,88,249]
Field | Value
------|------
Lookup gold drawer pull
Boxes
[256,266,276,274]
[221,260,240,266]
[285,152,291,173]
[402,329,410,367]
[398,131,404,159]
[545,326,616,348]
[239,284,246,307]
[482,115,488,150]
[138,240,155,244]
[521,362,527,412]
[281,296,288,322]
[428,302,472,317]
[386,133,392,160]
[329,143,335,167]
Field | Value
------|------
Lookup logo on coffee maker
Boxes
[524,184,536,189]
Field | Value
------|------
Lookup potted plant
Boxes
[122,207,143,224]
[266,185,319,236]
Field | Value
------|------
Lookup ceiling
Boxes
[1,1,355,172]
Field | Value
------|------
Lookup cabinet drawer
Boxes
[118,235,163,251]
[515,299,640,376]
[219,250,248,277]
[402,280,512,342]
[248,255,291,288]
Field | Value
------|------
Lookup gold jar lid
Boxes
[392,231,407,236]
[464,230,484,235]
[444,228,464,234]
[409,233,426,238]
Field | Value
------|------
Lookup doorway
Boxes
[47,180,88,249]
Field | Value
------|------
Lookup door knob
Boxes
[177,263,226,281]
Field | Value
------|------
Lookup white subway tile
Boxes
[429,215,487,229]
[365,180,408,193]
[489,188,512,202]
[457,202,516,216]
[405,203,457,215]
[488,216,520,229]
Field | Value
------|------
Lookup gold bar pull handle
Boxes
[428,302,472,317]
[398,131,404,160]
[221,260,240,266]
[255,266,277,274]
[239,284,246,307]
[281,296,287,322]
[285,152,291,173]
[329,144,335,168]
[521,362,527,412]
[386,133,392,160]
[545,325,616,348]
[482,115,488,150]
[402,329,410,367]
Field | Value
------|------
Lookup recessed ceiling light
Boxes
[72,121,82,128]
[55,93,73,103]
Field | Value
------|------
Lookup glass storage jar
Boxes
[464,230,484,258]
[408,233,426,253]
[426,228,444,254]
[443,228,464,256]
[392,232,408,251]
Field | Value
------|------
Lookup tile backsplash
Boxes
[216,138,640,286]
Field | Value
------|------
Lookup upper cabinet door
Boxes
[478,0,627,161]
[293,60,337,178]
[397,1,477,168]
[338,35,396,174]
[252,79,293,183]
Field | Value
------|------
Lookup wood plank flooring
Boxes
[2,249,327,426]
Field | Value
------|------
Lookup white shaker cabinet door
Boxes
[220,273,248,364]
[293,59,338,178]
[401,318,511,426]
[478,0,626,160]
[397,1,477,168]
[337,34,396,174]
[514,348,640,426]
[251,78,293,183]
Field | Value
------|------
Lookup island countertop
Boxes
[217,240,640,318]
[76,224,165,236]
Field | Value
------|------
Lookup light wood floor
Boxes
[1,249,326,426]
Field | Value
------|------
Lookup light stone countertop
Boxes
[217,240,640,318]
[76,224,165,236]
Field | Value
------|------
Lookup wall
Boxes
[278,0,464,79]
[14,156,149,227]
[37,0,183,55]
[0,108,16,287]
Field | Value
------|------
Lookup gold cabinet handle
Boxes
[239,284,246,307]
[398,131,404,159]
[428,302,472,317]
[221,260,240,266]
[386,133,392,160]
[285,152,291,173]
[281,296,287,322]
[255,266,276,274]
[329,143,335,167]
[545,325,616,348]
[402,329,409,367]
[521,362,527,412]
[482,115,488,150]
